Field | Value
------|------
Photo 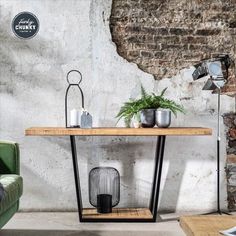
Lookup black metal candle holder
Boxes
[65,70,84,128]
[89,167,120,214]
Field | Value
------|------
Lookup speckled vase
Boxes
[140,109,155,128]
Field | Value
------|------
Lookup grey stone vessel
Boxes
[156,109,171,128]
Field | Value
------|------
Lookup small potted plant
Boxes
[116,85,185,128]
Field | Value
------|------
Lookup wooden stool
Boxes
[180,215,236,236]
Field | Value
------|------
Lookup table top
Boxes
[180,215,236,236]
[25,127,212,136]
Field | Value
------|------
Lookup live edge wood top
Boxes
[180,215,236,236]
[25,127,212,136]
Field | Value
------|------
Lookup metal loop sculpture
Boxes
[65,70,85,128]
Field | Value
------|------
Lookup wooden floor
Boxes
[180,215,236,236]
[82,208,153,219]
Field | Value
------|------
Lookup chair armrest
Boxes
[0,141,20,175]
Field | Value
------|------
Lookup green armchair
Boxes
[0,141,23,228]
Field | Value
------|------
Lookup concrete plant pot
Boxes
[156,109,171,128]
[140,109,155,128]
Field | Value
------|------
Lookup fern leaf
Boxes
[160,87,168,97]
[140,84,148,99]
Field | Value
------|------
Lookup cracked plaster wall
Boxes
[0,0,235,212]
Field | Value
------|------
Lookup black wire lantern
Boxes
[65,70,84,128]
[89,167,120,214]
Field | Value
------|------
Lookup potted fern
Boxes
[116,86,185,128]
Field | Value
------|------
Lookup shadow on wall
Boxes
[41,132,217,212]
[59,137,210,212]
[88,137,155,208]
[43,136,156,208]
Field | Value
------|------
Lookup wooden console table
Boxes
[25,127,212,222]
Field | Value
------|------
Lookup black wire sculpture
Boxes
[65,70,84,128]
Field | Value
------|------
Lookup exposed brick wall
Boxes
[223,113,236,211]
[110,0,236,79]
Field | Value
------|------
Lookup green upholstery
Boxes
[0,141,20,175]
[0,203,18,229]
[0,175,23,215]
[0,141,23,228]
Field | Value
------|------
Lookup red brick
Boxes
[229,129,236,139]
[110,0,236,79]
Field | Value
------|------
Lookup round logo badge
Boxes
[12,12,39,39]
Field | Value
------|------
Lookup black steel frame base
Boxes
[69,135,166,223]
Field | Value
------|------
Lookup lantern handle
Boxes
[65,70,85,128]
[67,70,83,85]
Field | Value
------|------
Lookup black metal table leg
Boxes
[149,136,161,212]
[149,135,166,222]
[70,135,83,222]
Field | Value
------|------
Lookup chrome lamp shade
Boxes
[192,54,231,90]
